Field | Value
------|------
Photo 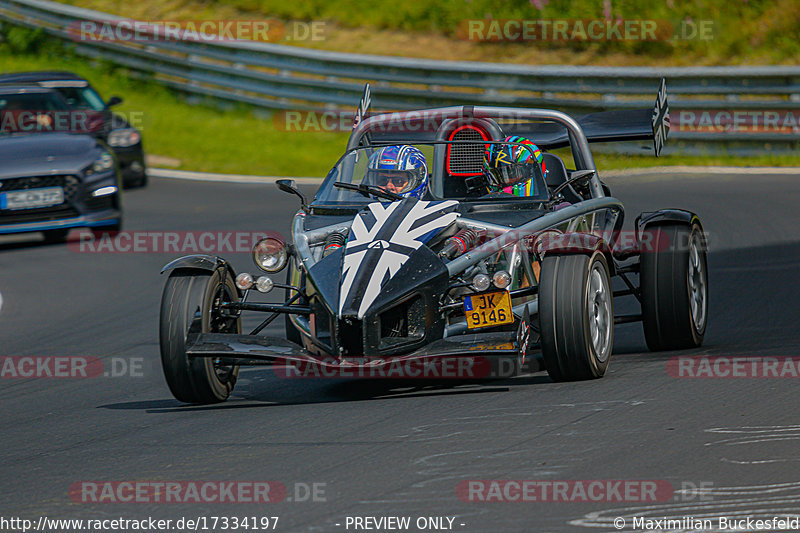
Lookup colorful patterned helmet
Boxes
[366,145,428,199]
[483,136,546,196]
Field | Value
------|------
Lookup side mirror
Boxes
[568,169,596,185]
[550,170,596,199]
[276,179,308,213]
[106,96,123,107]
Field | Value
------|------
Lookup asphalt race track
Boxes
[2,172,800,532]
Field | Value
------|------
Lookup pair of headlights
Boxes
[242,238,512,296]
[234,237,289,293]
[472,270,512,291]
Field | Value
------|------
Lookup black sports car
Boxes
[158,80,708,404]
[0,71,147,188]
[0,86,122,242]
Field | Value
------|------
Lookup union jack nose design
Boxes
[339,198,459,318]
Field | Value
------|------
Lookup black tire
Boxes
[159,268,240,403]
[539,251,614,382]
[126,173,147,189]
[640,222,707,351]
[42,229,70,243]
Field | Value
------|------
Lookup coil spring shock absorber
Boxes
[322,231,346,257]
[439,227,484,259]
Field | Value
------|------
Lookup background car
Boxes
[0,71,147,188]
[0,85,122,242]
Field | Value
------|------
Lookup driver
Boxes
[366,145,429,199]
[483,135,546,197]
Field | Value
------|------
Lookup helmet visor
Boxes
[366,168,423,195]
[483,161,541,190]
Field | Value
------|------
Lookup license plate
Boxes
[0,187,64,210]
[464,290,514,329]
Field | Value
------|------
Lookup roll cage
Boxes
[347,106,606,199]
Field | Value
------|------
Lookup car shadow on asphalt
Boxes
[97,373,556,413]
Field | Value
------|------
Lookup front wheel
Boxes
[640,222,708,351]
[159,268,240,403]
[539,251,614,382]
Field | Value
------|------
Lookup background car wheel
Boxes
[42,229,70,243]
[159,268,241,404]
[539,251,614,382]
[125,173,148,189]
[640,222,708,351]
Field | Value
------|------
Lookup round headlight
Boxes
[256,276,274,293]
[472,273,491,292]
[253,237,288,272]
[235,272,254,291]
[493,270,511,289]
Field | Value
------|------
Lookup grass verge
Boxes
[55,0,800,66]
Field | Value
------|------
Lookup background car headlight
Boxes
[253,237,288,272]
[108,128,141,148]
[85,151,115,176]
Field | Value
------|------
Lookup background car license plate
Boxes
[464,291,514,329]
[0,187,64,210]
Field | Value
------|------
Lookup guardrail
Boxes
[1,0,799,154]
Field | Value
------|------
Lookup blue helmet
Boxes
[366,145,428,199]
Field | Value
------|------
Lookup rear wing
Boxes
[505,78,670,156]
[347,79,670,156]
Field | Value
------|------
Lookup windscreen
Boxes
[55,87,107,111]
[0,92,67,112]
[312,141,550,206]
[0,91,104,135]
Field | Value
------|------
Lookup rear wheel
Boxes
[159,268,240,403]
[539,251,614,381]
[640,222,707,351]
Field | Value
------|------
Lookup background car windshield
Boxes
[0,92,71,135]
[312,141,549,205]
[56,87,106,111]
[0,92,67,112]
